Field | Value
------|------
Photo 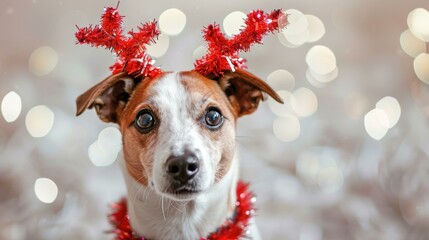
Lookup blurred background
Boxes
[1,0,429,239]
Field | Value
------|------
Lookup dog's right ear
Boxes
[76,72,137,123]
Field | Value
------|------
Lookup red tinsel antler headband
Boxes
[194,10,288,77]
[75,3,161,79]
[75,4,288,79]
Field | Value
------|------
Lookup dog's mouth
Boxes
[171,187,201,195]
[164,182,202,200]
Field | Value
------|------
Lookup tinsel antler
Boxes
[194,10,288,77]
[75,4,162,79]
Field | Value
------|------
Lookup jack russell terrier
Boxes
[76,69,282,239]
[75,5,286,240]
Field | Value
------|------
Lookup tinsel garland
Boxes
[75,3,162,79]
[108,181,255,240]
[194,10,289,77]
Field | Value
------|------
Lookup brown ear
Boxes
[218,68,283,117]
[76,72,137,123]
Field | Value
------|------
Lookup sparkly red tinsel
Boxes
[75,3,162,79]
[75,3,288,79]
[108,181,255,240]
[194,10,288,77]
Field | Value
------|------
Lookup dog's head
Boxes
[76,69,282,201]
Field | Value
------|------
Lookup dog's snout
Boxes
[166,153,200,184]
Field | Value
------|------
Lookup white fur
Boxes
[149,73,214,199]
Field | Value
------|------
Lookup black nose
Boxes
[166,153,200,184]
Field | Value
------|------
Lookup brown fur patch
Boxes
[118,75,165,186]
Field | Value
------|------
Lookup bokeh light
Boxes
[413,53,429,84]
[28,46,58,76]
[309,67,338,83]
[296,151,320,182]
[279,9,308,47]
[282,9,308,35]
[268,90,294,116]
[364,96,401,140]
[193,45,207,60]
[306,69,327,88]
[97,127,122,154]
[306,45,337,75]
[1,91,22,123]
[306,15,325,43]
[34,178,58,204]
[277,32,301,48]
[278,11,325,48]
[88,140,119,167]
[267,69,295,91]
[400,30,426,58]
[291,88,318,117]
[285,30,309,45]
[146,34,169,58]
[364,108,389,140]
[25,105,55,138]
[273,114,301,142]
[223,11,246,37]
[407,8,429,42]
[88,127,122,167]
[159,8,187,36]
[317,166,344,193]
[375,96,401,129]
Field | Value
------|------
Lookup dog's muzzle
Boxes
[166,152,200,190]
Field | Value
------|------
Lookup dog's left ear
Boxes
[218,68,283,117]
[76,72,137,123]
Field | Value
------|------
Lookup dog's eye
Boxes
[204,108,224,129]
[134,110,156,133]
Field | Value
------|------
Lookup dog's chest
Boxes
[122,154,234,240]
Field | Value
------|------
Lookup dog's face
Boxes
[76,69,281,201]
[120,72,238,201]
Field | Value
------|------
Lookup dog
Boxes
[76,68,282,239]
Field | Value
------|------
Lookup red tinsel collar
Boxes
[108,181,255,240]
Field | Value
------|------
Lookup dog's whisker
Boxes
[144,187,153,203]
[235,135,252,139]
[161,195,167,221]
[141,186,149,203]
[130,185,143,218]
[167,198,173,213]
[128,173,149,217]
[171,201,184,213]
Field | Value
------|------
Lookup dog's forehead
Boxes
[120,71,231,127]
[151,72,191,105]
[136,71,227,108]
[151,72,221,104]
